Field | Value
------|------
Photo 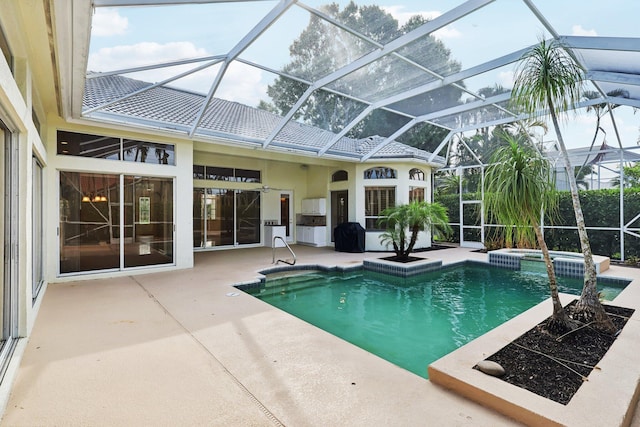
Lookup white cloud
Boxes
[382,5,441,26]
[572,25,598,37]
[432,26,462,40]
[88,41,267,107]
[88,41,208,73]
[498,70,515,89]
[216,62,268,107]
[92,8,128,37]
[382,6,462,40]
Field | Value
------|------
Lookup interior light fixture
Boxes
[81,195,91,202]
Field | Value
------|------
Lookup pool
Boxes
[239,261,628,378]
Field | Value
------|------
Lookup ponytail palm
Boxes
[511,37,613,331]
[378,201,451,260]
[485,134,572,333]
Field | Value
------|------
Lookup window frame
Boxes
[364,186,395,230]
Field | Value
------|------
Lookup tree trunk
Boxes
[548,97,615,332]
[533,225,574,333]
[405,226,421,256]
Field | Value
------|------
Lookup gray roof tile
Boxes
[83,74,444,164]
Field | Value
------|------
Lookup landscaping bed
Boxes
[483,301,634,405]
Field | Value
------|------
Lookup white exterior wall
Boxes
[47,121,195,281]
[355,162,433,252]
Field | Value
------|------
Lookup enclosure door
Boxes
[461,200,484,249]
[279,191,293,242]
[331,190,349,242]
[459,166,484,249]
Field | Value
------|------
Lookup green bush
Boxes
[436,188,640,258]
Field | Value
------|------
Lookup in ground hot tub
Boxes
[488,248,610,278]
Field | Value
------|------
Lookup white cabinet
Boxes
[264,225,286,248]
[296,226,326,246]
[301,198,326,215]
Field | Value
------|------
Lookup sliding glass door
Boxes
[0,121,18,375]
[193,188,260,248]
[124,176,174,268]
[60,171,174,274]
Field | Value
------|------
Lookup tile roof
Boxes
[83,74,445,165]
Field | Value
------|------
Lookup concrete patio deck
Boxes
[1,246,639,426]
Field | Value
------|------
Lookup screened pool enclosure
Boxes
[82,0,640,258]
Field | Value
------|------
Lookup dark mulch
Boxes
[380,255,424,263]
[483,301,634,405]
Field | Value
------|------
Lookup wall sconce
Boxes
[82,195,91,202]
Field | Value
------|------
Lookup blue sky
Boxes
[87,0,640,151]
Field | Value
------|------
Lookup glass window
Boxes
[236,190,261,243]
[409,168,425,181]
[123,139,175,165]
[124,176,174,268]
[32,157,44,300]
[0,25,12,73]
[193,188,260,247]
[206,166,234,181]
[57,131,175,165]
[235,168,261,183]
[409,187,425,202]
[365,186,395,230]
[60,172,120,273]
[60,171,174,274]
[57,131,121,160]
[332,170,348,182]
[193,165,205,180]
[364,167,397,179]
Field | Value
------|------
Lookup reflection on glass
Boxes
[409,187,425,202]
[207,189,234,247]
[122,140,175,165]
[193,165,205,180]
[60,172,174,273]
[57,131,120,160]
[236,190,261,244]
[32,158,44,298]
[59,172,120,273]
[193,189,205,247]
[193,188,261,247]
[124,176,174,268]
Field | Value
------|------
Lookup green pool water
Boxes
[242,262,628,378]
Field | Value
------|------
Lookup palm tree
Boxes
[511,37,614,331]
[485,133,573,332]
[377,201,451,261]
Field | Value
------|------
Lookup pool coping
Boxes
[428,292,640,426]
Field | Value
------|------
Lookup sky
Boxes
[87,0,640,151]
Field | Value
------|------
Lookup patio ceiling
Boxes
[76,0,640,162]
